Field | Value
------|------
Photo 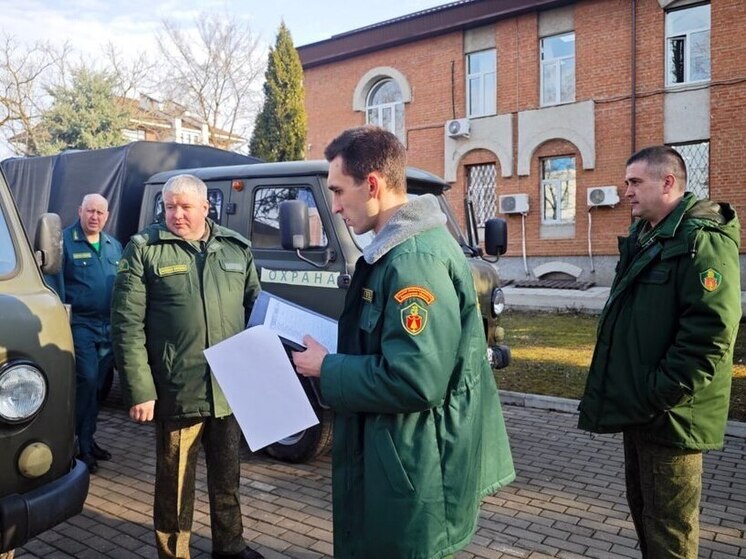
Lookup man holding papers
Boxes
[293,126,515,559]
[111,174,263,559]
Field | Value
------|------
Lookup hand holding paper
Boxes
[292,335,329,378]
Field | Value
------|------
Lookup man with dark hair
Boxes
[292,125,515,558]
[111,174,263,559]
[579,145,741,558]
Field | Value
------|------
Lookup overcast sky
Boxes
[0,0,452,57]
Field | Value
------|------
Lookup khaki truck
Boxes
[143,160,510,463]
[0,170,89,556]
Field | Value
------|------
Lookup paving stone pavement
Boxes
[15,398,746,559]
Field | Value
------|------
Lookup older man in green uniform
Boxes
[579,146,741,559]
[293,126,515,559]
[111,175,263,559]
[47,193,122,474]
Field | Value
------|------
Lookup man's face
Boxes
[164,191,209,240]
[327,155,377,235]
[624,161,669,227]
[78,197,109,236]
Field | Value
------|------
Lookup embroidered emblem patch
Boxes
[700,268,722,292]
[401,302,428,335]
[394,286,435,304]
[117,259,130,273]
[362,288,374,303]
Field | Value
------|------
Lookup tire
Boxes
[265,408,333,463]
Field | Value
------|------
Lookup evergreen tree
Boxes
[250,22,307,162]
[38,68,131,155]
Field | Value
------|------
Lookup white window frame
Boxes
[665,3,711,86]
[466,49,496,118]
[540,157,576,224]
[540,32,575,107]
[366,79,405,142]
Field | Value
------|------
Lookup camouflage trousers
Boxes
[623,431,703,559]
[154,415,245,559]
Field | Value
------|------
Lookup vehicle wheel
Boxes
[265,409,333,463]
[98,366,115,403]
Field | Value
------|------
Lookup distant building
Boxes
[297,0,745,286]
[120,94,244,151]
[10,93,244,156]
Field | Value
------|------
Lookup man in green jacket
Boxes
[292,126,515,559]
[579,146,741,559]
[111,175,263,559]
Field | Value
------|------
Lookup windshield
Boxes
[0,204,17,276]
[351,192,469,250]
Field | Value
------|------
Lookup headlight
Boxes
[491,287,505,317]
[0,362,47,422]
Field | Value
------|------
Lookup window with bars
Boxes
[467,163,497,226]
[672,141,709,199]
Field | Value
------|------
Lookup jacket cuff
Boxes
[320,354,347,411]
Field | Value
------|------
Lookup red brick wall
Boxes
[302,0,746,258]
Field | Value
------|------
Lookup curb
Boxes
[499,390,746,439]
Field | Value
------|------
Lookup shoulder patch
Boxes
[401,302,428,335]
[394,286,435,305]
[700,268,722,292]
[117,259,130,273]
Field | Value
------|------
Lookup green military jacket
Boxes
[579,193,741,449]
[111,220,261,419]
[320,195,515,559]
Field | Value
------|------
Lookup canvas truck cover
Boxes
[0,141,259,244]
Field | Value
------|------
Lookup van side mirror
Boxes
[279,200,310,250]
[34,213,63,275]
[484,218,507,256]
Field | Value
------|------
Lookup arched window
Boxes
[366,79,404,142]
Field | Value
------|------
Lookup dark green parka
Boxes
[579,193,741,449]
[320,195,515,559]
[111,220,261,419]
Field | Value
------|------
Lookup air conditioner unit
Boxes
[499,193,529,214]
[445,118,470,138]
[587,186,620,207]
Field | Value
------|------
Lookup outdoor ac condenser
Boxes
[498,193,529,214]
[587,186,620,207]
[445,118,470,138]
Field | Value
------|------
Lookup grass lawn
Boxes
[497,310,746,423]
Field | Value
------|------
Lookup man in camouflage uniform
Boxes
[579,146,741,559]
[111,175,263,559]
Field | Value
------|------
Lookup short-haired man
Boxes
[292,126,515,558]
[579,146,741,558]
[47,193,122,474]
[111,175,263,559]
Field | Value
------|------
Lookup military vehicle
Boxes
[0,169,89,556]
[144,160,510,463]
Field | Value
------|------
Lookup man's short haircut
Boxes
[324,126,406,192]
[81,193,108,210]
[627,146,687,190]
[162,174,208,200]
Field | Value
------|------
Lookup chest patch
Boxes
[362,288,374,303]
[394,286,435,305]
[73,252,93,259]
[401,302,428,336]
[158,264,189,276]
[700,268,722,292]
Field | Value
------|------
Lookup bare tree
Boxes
[0,34,71,155]
[103,42,156,99]
[156,12,265,149]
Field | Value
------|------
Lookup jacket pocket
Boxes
[152,261,193,297]
[218,259,246,293]
[374,428,415,496]
[359,303,382,333]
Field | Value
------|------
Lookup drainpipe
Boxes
[631,0,637,155]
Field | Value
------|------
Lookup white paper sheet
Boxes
[264,297,338,353]
[204,325,319,451]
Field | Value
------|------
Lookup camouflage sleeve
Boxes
[110,237,157,407]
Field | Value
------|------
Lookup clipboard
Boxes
[248,291,338,353]
[248,291,337,409]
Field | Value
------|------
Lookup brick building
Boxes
[297,0,746,286]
